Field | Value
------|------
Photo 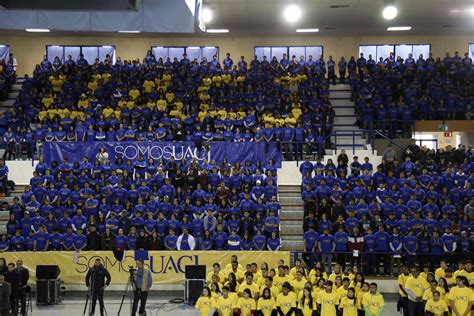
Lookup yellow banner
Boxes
[3,251,290,284]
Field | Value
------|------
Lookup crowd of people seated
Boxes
[1,155,284,252]
[199,255,474,316]
[0,51,340,161]
[350,51,474,138]
[300,142,473,276]
[0,53,17,101]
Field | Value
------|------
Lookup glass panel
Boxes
[169,47,185,61]
[470,44,474,59]
[413,45,430,60]
[64,46,81,62]
[271,47,288,60]
[99,46,115,64]
[81,46,99,64]
[359,46,377,60]
[395,45,413,59]
[152,47,168,61]
[289,46,306,60]
[47,46,64,62]
[0,45,10,61]
[186,47,202,62]
[376,45,394,60]
[202,47,218,61]
[306,46,323,60]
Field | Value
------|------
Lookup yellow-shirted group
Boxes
[195,257,384,316]
[398,260,474,316]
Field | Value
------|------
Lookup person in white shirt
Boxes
[177,228,196,250]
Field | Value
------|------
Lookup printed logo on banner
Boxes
[114,144,210,161]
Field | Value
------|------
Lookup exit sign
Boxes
[444,132,453,137]
[438,124,448,131]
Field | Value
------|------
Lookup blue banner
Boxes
[42,142,282,167]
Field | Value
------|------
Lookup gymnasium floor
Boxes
[26,292,401,316]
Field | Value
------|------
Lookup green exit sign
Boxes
[438,124,448,131]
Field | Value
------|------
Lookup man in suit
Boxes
[0,273,12,316]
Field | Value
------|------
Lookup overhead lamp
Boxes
[296,28,319,33]
[387,26,411,31]
[118,30,141,33]
[25,28,50,32]
[206,29,229,33]
[202,8,213,23]
[284,5,302,23]
[382,1,398,20]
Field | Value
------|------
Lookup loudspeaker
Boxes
[36,279,61,305]
[185,265,206,280]
[36,265,61,279]
[184,279,205,305]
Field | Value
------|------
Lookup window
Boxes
[469,43,474,59]
[254,46,324,61]
[46,45,116,64]
[359,44,431,60]
[151,46,219,61]
[0,45,10,61]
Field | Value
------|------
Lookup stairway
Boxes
[329,84,366,151]
[278,184,304,251]
[0,184,26,234]
[0,78,23,113]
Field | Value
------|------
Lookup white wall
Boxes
[6,160,36,185]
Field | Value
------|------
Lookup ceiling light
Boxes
[387,26,411,31]
[284,5,302,23]
[202,8,213,23]
[188,47,200,49]
[296,28,319,33]
[205,46,216,49]
[118,30,140,33]
[206,29,229,33]
[25,28,50,32]
[382,5,398,20]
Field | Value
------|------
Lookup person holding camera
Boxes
[132,260,152,316]
[85,259,111,316]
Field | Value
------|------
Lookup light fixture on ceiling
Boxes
[25,28,50,32]
[283,5,302,23]
[387,26,411,31]
[382,0,398,20]
[206,29,229,33]
[296,28,319,33]
[118,30,141,33]
[202,8,213,23]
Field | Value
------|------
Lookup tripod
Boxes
[117,269,137,316]
[83,269,108,316]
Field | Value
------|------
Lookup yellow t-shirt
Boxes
[207,271,225,284]
[260,285,279,299]
[291,278,307,297]
[398,273,410,297]
[42,96,55,108]
[143,80,155,93]
[458,270,474,285]
[448,286,473,314]
[273,275,292,291]
[362,293,384,315]
[328,273,344,283]
[129,89,140,100]
[215,295,235,316]
[339,297,358,316]
[336,287,349,301]
[256,297,275,316]
[238,282,260,298]
[405,276,429,301]
[423,287,446,301]
[309,270,328,284]
[87,81,98,92]
[435,268,446,280]
[236,297,256,316]
[275,292,296,315]
[299,296,317,316]
[356,291,367,310]
[225,269,245,282]
[425,299,448,316]
[195,296,213,316]
[317,290,339,316]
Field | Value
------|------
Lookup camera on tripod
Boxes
[128,266,136,273]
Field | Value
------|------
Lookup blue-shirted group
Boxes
[300,142,473,276]
[350,51,473,138]
[1,155,285,252]
[1,51,341,161]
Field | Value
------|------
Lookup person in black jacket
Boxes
[0,274,11,316]
[16,259,29,316]
[136,230,148,250]
[85,259,111,316]
[100,228,115,251]
[87,225,102,250]
[4,263,19,315]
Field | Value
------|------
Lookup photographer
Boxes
[132,260,152,316]
[4,263,19,315]
[85,259,111,316]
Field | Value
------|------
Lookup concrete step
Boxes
[280,225,303,234]
[281,240,304,251]
[0,99,15,107]
[280,210,304,220]
[278,191,301,198]
[278,187,301,194]
[330,99,353,107]
[0,211,9,220]
[329,91,351,98]
[329,84,351,91]
[12,84,22,91]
